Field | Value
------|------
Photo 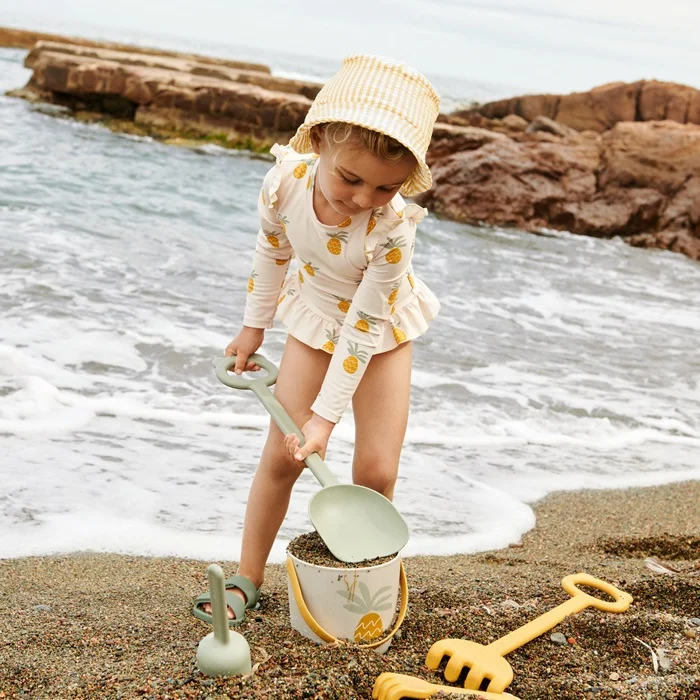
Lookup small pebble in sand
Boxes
[609,672,620,681]
[32,604,52,612]
[684,628,697,639]
[688,617,700,627]
[550,632,568,646]
[287,531,397,568]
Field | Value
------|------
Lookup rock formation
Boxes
[3,27,699,260]
[419,120,700,260]
[6,33,321,150]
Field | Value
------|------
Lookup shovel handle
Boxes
[487,573,632,657]
[213,353,279,389]
[213,355,339,488]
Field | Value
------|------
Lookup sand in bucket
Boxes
[286,532,406,655]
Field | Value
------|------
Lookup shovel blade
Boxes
[309,484,409,563]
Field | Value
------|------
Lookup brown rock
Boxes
[17,46,312,143]
[599,120,700,194]
[423,118,700,259]
[417,137,599,228]
[548,187,664,237]
[659,176,700,230]
[501,114,529,132]
[426,123,506,165]
[458,80,700,133]
[639,80,697,122]
[0,26,270,73]
[525,115,579,139]
[25,41,322,99]
[627,229,700,260]
[451,93,559,122]
[555,81,640,132]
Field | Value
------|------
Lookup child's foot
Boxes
[193,575,262,626]
[198,586,248,621]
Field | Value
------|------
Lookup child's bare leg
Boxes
[351,342,412,500]
[200,335,331,619]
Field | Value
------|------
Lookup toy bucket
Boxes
[286,553,408,654]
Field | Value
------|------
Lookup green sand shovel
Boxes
[213,354,410,563]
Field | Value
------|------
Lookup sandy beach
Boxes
[1,481,698,700]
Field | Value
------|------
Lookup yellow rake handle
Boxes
[488,573,633,657]
[286,558,409,650]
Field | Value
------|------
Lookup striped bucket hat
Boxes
[289,54,440,197]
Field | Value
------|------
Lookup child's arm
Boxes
[311,215,418,424]
[230,167,293,372]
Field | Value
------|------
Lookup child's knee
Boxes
[263,433,305,481]
[353,461,397,499]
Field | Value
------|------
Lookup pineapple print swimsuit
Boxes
[243,144,440,423]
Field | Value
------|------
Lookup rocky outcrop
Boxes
[454,80,700,133]
[0,26,270,73]
[9,38,321,149]
[24,42,320,99]
[4,26,698,260]
[420,120,700,260]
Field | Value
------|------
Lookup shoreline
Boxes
[2,480,698,699]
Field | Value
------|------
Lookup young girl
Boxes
[194,53,441,625]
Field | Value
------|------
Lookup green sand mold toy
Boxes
[196,564,252,677]
[213,354,410,563]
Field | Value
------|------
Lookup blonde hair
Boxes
[313,122,410,163]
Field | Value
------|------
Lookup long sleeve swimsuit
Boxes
[242,144,440,423]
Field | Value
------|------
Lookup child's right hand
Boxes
[225,326,265,375]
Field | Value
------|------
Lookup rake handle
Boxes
[487,573,632,657]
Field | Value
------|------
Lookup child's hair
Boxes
[312,122,410,163]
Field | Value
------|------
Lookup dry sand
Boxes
[1,481,698,699]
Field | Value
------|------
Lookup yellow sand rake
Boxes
[373,573,632,700]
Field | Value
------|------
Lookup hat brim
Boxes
[289,118,432,198]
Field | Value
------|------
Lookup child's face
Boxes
[311,132,416,217]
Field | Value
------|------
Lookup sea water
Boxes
[1,46,698,561]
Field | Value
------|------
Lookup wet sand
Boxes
[1,481,699,699]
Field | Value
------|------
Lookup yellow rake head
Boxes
[427,639,514,694]
[372,672,520,700]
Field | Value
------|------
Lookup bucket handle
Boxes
[286,558,409,650]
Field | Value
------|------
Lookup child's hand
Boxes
[284,414,335,463]
[225,326,265,374]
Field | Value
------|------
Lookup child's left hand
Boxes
[284,413,335,463]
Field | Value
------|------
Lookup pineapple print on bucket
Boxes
[326,231,348,255]
[337,580,393,642]
[343,342,368,374]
